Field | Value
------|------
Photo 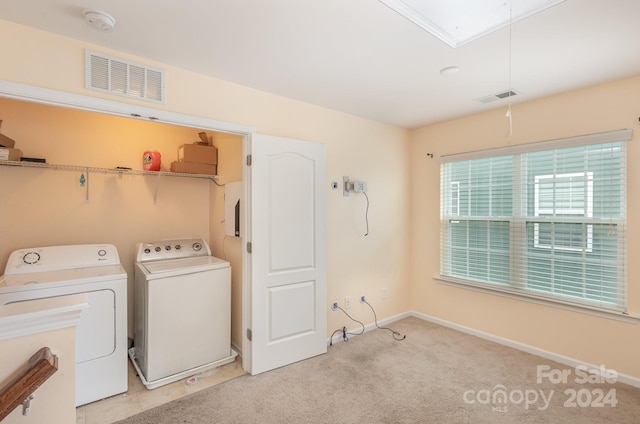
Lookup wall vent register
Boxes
[86,50,166,104]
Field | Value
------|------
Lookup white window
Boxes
[439,130,630,313]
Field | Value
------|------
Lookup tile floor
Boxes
[76,356,245,424]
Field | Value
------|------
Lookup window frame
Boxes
[437,129,633,321]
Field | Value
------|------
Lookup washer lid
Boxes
[140,256,229,275]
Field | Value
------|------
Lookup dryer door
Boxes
[77,289,116,362]
[4,289,115,362]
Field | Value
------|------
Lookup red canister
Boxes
[143,151,161,171]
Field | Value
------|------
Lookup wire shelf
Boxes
[0,160,218,181]
[0,159,219,204]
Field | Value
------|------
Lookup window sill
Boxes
[434,275,639,325]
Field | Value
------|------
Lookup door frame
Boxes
[241,134,253,372]
[0,79,258,372]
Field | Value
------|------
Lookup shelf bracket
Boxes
[84,167,90,204]
[153,171,161,205]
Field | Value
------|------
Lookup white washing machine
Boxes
[131,238,237,389]
[0,244,128,406]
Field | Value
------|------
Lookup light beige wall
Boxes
[1,327,76,424]
[208,132,244,349]
[0,20,410,341]
[410,75,640,378]
[0,296,84,424]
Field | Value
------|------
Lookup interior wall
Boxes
[0,20,411,341]
[1,327,77,424]
[208,132,244,350]
[0,296,82,424]
[409,74,640,379]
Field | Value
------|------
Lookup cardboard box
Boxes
[170,161,217,176]
[178,144,217,164]
[0,147,22,161]
[0,133,15,148]
[0,120,16,148]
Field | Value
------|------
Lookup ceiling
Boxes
[1,0,639,129]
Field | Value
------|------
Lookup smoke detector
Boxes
[83,9,116,31]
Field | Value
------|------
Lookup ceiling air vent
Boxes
[85,50,165,104]
[474,89,520,104]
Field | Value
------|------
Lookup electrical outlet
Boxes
[353,180,367,193]
[381,288,388,300]
[360,295,366,303]
[331,301,338,311]
[345,296,352,309]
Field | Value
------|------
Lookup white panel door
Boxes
[249,134,327,375]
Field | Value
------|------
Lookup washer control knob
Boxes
[23,252,40,265]
[192,242,202,251]
[98,249,107,257]
[155,246,161,252]
[165,245,171,251]
[175,244,182,250]
[144,248,151,254]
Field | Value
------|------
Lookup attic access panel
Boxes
[378,0,565,48]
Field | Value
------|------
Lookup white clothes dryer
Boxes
[131,238,237,389]
[0,244,128,406]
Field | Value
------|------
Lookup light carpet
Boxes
[116,316,640,424]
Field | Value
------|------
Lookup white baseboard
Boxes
[231,340,242,357]
[409,311,640,389]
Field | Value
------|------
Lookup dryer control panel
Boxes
[4,244,121,274]
[136,238,211,263]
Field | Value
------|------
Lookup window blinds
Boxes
[440,129,630,312]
